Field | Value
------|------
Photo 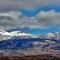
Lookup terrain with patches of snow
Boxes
[0,29,60,51]
[0,29,60,57]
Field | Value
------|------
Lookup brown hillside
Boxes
[0,54,60,60]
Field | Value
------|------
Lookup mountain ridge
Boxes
[38,32,60,40]
[0,29,60,41]
[0,29,36,41]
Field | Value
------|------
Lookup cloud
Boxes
[0,10,60,30]
[36,10,60,27]
[0,0,60,12]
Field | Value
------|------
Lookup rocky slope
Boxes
[0,48,60,60]
[0,54,60,60]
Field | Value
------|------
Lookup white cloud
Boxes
[0,10,60,30]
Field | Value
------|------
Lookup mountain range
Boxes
[0,29,60,41]
[0,29,37,41]
[0,29,60,56]
[38,32,60,40]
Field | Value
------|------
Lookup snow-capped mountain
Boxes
[0,29,35,41]
[0,29,60,41]
[38,32,60,39]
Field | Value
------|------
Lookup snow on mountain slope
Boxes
[0,29,60,41]
[38,32,60,39]
[46,32,60,39]
[0,29,35,41]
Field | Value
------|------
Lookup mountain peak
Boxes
[0,29,35,41]
[38,32,60,39]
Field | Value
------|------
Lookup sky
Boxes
[0,0,60,35]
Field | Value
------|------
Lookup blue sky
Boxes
[22,27,60,35]
[20,5,60,16]
[0,0,60,35]
[19,5,60,35]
